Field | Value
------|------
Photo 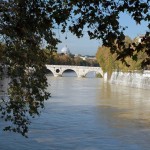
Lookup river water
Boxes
[1,73,150,150]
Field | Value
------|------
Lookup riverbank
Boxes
[104,70,150,90]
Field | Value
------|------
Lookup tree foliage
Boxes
[60,0,150,66]
[96,36,149,77]
[96,46,116,77]
[0,0,149,136]
[44,50,99,66]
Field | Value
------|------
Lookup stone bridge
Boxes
[46,65,103,78]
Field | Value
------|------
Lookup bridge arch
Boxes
[45,68,55,76]
[62,69,78,77]
[45,65,59,77]
[84,71,97,77]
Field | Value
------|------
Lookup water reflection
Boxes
[97,82,150,126]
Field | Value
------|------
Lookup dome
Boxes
[61,45,70,54]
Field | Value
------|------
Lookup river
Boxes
[1,72,150,150]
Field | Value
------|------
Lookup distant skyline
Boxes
[56,13,149,56]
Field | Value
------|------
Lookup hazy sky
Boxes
[56,13,149,56]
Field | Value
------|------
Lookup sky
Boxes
[55,13,149,56]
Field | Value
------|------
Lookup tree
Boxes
[96,36,149,74]
[96,46,116,78]
[0,0,149,137]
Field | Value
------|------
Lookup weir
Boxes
[104,70,150,90]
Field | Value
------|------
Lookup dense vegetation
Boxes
[43,49,99,66]
[96,36,150,78]
[0,0,149,137]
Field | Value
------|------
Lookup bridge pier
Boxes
[54,74,62,77]
[77,75,85,78]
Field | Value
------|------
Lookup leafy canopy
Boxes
[0,0,149,137]
[96,36,149,78]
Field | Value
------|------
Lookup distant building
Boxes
[60,45,71,55]
[134,35,145,43]
[74,54,96,61]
